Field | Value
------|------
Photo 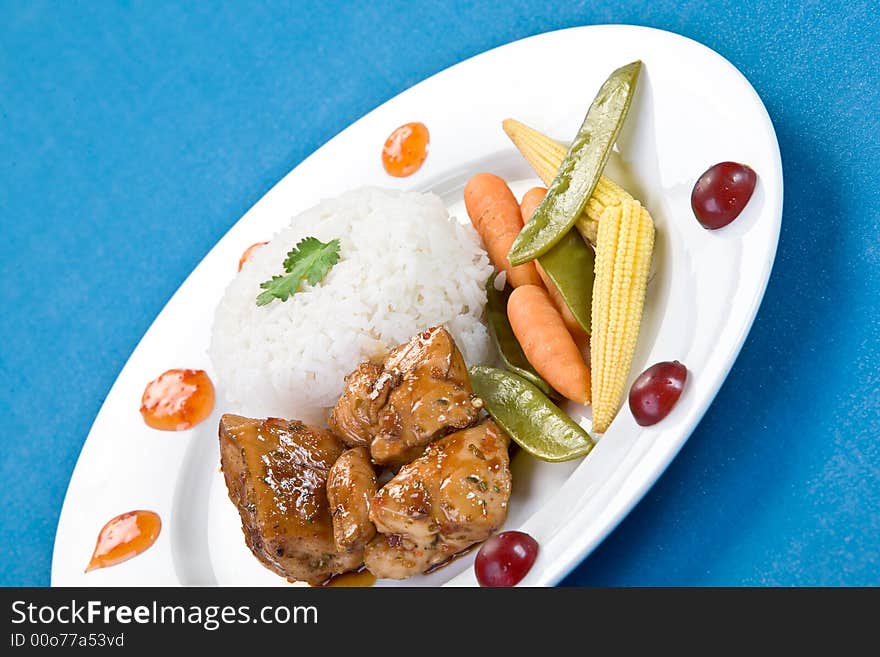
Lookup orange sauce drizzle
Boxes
[381,122,430,177]
[86,510,161,572]
[238,241,269,271]
[140,369,214,431]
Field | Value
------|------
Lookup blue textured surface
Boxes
[1,1,878,586]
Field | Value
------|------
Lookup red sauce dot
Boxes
[382,122,430,177]
[86,511,161,572]
[140,369,214,431]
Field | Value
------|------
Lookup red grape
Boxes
[691,162,757,229]
[475,531,538,587]
[629,361,688,426]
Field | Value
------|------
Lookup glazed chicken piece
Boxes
[364,420,511,579]
[329,326,480,467]
[326,446,378,553]
[219,414,362,585]
[328,362,388,449]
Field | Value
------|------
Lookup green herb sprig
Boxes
[256,237,341,306]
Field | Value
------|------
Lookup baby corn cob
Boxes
[502,118,631,245]
[590,198,655,433]
[502,118,569,185]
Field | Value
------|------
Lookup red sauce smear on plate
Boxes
[86,510,161,572]
[238,241,269,271]
[382,122,430,177]
[140,369,214,431]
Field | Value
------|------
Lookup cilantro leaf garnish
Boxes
[256,237,341,306]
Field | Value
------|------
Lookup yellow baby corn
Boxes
[590,198,655,433]
[502,118,632,245]
[502,118,569,185]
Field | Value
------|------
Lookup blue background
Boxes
[2,1,878,586]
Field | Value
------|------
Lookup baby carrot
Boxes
[464,173,543,288]
[507,284,591,405]
[520,187,586,340]
[519,186,548,219]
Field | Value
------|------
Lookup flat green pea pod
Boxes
[508,60,642,266]
[469,365,594,462]
[485,273,558,398]
[538,229,595,334]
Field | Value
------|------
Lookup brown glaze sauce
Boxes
[316,566,377,588]
[140,368,214,431]
[424,543,479,575]
[381,122,430,177]
[309,543,479,585]
[86,510,161,572]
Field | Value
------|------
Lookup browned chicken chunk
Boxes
[329,326,480,467]
[326,446,378,553]
[219,414,362,585]
[364,420,511,579]
[328,362,388,449]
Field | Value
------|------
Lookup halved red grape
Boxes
[691,162,756,229]
[629,361,688,426]
[475,531,538,587]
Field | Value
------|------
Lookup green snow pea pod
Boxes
[508,60,642,266]
[485,272,557,398]
[469,365,594,462]
[537,229,595,334]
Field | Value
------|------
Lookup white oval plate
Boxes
[52,25,781,587]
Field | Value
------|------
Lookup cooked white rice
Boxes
[210,187,493,424]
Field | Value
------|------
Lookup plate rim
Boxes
[51,23,783,587]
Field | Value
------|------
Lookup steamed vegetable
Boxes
[464,173,542,288]
[502,117,633,246]
[507,284,591,405]
[536,230,596,337]
[520,187,590,338]
[257,237,341,306]
[485,272,557,398]
[469,366,594,462]
[517,186,549,230]
[507,60,642,265]
[590,198,655,433]
[502,121,569,192]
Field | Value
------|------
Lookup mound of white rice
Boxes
[210,187,493,424]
